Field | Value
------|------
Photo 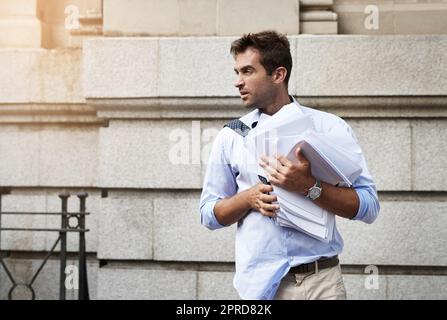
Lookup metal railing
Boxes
[0,190,90,300]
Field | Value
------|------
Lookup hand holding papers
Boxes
[284,130,362,187]
[244,105,363,243]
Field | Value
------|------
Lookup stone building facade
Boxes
[0,0,446,299]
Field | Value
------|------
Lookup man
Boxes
[199,30,380,300]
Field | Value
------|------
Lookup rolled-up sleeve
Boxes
[352,175,380,224]
[199,129,238,230]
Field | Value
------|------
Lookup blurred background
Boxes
[0,0,446,300]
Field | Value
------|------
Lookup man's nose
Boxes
[234,76,244,88]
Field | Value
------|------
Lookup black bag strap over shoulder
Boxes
[224,119,251,137]
[224,118,269,187]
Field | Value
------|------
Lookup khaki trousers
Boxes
[274,264,347,300]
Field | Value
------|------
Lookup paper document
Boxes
[244,104,363,243]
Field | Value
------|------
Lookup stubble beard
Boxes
[241,95,257,109]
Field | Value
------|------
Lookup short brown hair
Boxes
[230,30,292,87]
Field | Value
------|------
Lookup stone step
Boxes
[70,25,103,36]
[301,0,334,9]
[300,10,338,21]
[300,21,338,34]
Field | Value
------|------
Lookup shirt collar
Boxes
[249,95,301,128]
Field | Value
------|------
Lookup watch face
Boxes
[309,188,321,199]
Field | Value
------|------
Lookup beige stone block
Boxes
[334,1,447,35]
[37,127,99,187]
[300,20,338,34]
[343,273,447,300]
[336,11,395,35]
[97,197,153,259]
[347,120,412,191]
[217,0,299,36]
[301,0,334,6]
[337,201,447,266]
[83,38,158,98]
[179,0,217,36]
[0,126,40,186]
[41,22,71,49]
[413,120,447,191]
[0,19,42,48]
[0,0,41,47]
[300,10,338,21]
[333,0,390,3]
[394,10,447,35]
[97,267,197,299]
[153,198,236,262]
[386,275,447,300]
[37,0,102,23]
[333,1,395,35]
[0,0,38,15]
[103,0,219,36]
[30,49,84,102]
[0,50,32,102]
[198,272,240,299]
[0,126,98,187]
[295,35,447,96]
[158,37,238,97]
[99,120,202,188]
[342,274,387,300]
[38,0,103,48]
[288,37,298,95]
[0,49,83,103]
[103,0,180,36]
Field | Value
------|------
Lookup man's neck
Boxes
[261,91,292,116]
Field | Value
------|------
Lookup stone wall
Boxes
[334,0,447,35]
[0,0,446,300]
[1,34,446,299]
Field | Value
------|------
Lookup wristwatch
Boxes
[306,179,322,200]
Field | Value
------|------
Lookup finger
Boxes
[260,162,279,178]
[255,199,262,210]
[260,207,277,218]
[276,154,293,168]
[260,193,277,203]
[260,156,283,171]
[259,184,273,193]
[261,201,279,211]
[295,147,308,163]
[261,201,280,211]
[267,174,282,186]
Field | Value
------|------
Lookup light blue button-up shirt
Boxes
[199,99,380,300]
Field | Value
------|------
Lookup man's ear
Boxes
[273,67,287,84]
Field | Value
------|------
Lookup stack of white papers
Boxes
[244,106,363,243]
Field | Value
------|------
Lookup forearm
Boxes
[214,190,251,226]
[313,181,360,219]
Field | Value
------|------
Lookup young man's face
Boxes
[233,47,275,110]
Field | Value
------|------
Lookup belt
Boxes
[289,255,339,274]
